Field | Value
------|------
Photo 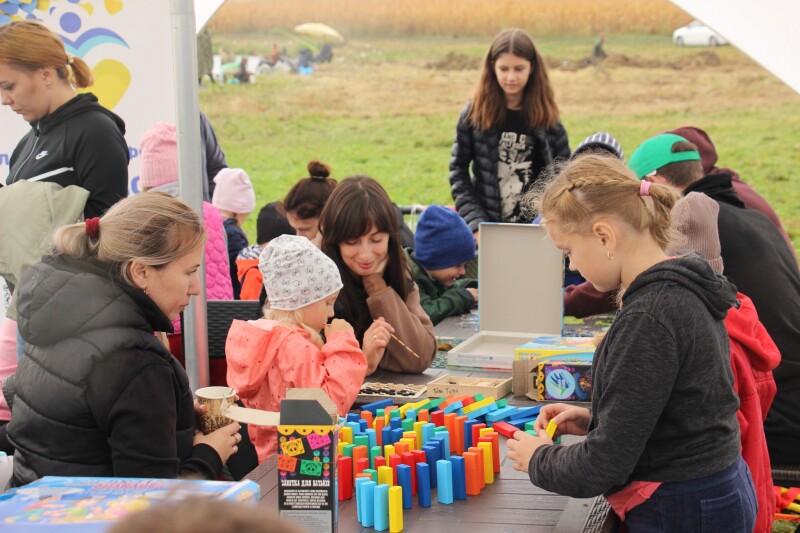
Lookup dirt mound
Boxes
[604,50,722,70]
[426,52,481,71]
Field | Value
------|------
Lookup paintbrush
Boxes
[389,332,421,359]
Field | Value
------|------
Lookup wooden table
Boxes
[244,314,616,532]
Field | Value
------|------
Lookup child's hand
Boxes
[507,430,552,473]
[325,318,354,336]
[466,288,478,305]
[534,403,591,437]
[194,421,241,463]
[363,317,394,374]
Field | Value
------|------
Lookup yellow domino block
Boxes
[413,421,426,449]
[478,441,494,485]
[384,444,395,462]
[479,427,497,437]
[461,397,495,415]
[339,425,353,444]
[389,485,404,532]
[378,465,394,487]
[546,420,558,439]
[337,441,347,457]
[399,437,416,451]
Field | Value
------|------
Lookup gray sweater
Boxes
[529,254,741,498]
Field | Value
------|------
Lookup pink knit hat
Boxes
[212,168,256,214]
[139,122,178,189]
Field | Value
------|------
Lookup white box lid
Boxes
[478,223,563,335]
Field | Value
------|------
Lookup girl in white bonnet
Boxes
[225,235,367,462]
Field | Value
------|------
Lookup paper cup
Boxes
[195,386,236,434]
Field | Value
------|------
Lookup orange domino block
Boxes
[477,441,494,484]
[375,416,386,447]
[463,451,481,496]
[394,441,410,456]
[444,413,457,452]
[400,436,416,451]
[454,415,467,455]
[384,406,397,418]
[418,409,429,422]
[352,446,369,478]
[360,410,374,428]
[478,434,500,474]
[355,473,373,480]
[468,446,486,489]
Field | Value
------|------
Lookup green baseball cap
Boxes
[629,133,701,179]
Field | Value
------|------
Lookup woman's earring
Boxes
[606,251,614,261]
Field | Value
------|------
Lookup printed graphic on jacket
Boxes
[498,130,532,221]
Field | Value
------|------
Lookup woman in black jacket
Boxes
[449,28,570,242]
[8,193,241,485]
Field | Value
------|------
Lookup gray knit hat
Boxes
[668,192,724,274]
[572,131,625,162]
[259,235,343,310]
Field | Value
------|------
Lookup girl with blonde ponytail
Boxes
[506,154,756,531]
[0,20,128,218]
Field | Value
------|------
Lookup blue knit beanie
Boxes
[414,205,475,270]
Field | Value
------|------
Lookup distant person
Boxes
[226,235,367,462]
[212,168,257,299]
[408,205,477,325]
[630,132,800,465]
[450,28,570,245]
[319,177,437,374]
[592,32,608,62]
[8,193,241,485]
[669,125,795,261]
[236,201,296,302]
[200,111,229,201]
[1,21,129,219]
[668,192,779,533]
[283,160,337,247]
[314,44,334,63]
[508,154,755,531]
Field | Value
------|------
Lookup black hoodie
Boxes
[529,254,741,498]
[7,93,129,218]
[686,172,800,464]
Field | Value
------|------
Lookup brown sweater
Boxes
[363,274,437,373]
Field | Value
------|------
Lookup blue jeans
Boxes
[624,457,756,533]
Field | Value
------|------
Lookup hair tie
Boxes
[310,175,326,182]
[639,180,651,197]
[67,54,75,65]
[85,217,100,240]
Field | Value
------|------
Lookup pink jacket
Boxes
[225,319,367,463]
[0,318,18,421]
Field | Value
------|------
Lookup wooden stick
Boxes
[389,332,421,359]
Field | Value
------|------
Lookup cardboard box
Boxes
[426,374,512,399]
[447,224,564,371]
[513,360,593,401]
[515,335,596,364]
[277,389,341,533]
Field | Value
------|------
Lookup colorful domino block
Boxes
[451,455,467,500]
[436,459,454,504]
[416,462,432,507]
[374,483,389,532]
[360,480,376,527]
[510,405,542,420]
[396,464,413,509]
[491,421,519,439]
[361,398,393,415]
[388,486,404,533]
[546,419,558,439]
[485,405,517,423]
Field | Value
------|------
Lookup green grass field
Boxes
[201,33,800,254]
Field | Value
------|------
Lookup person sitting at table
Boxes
[407,205,477,326]
[507,154,755,531]
[225,235,367,463]
[283,160,337,247]
[7,193,241,485]
[318,177,437,375]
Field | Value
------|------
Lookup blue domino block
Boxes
[355,476,369,523]
[361,480,376,527]
[466,405,492,419]
[347,413,360,422]
[405,408,417,422]
[507,416,538,429]
[365,428,377,450]
[382,426,393,447]
[485,405,517,423]
[416,462,432,507]
[346,421,362,436]
[391,427,405,445]
[362,398,393,415]
[443,401,463,415]
[422,444,440,488]
[450,455,467,500]
[373,483,389,532]
[396,463,413,509]
[360,419,368,433]
[509,405,542,420]
[421,422,436,446]
[436,460,454,504]
[431,433,450,460]
[463,419,477,449]
[390,417,403,429]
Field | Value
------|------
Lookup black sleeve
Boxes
[549,122,571,161]
[103,363,221,480]
[200,111,229,198]
[449,104,489,232]
[72,114,130,218]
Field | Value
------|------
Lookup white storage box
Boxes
[447,223,564,370]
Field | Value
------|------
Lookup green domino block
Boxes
[525,429,538,436]
[554,436,562,445]
[495,398,507,408]
[473,394,484,401]
[389,410,401,419]
[377,408,385,417]
[343,444,356,457]
[355,435,369,448]
[363,468,378,482]
[427,397,446,409]
[402,418,414,431]
[435,426,448,434]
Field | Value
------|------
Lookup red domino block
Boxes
[338,456,353,501]
[412,449,427,464]
[374,455,386,470]
[454,415,468,455]
[356,457,370,477]
[375,416,386,448]
[471,424,486,448]
[389,454,402,486]
[491,421,519,439]
[478,434,500,474]
[431,410,445,428]
[401,452,417,496]
[360,410,373,428]
[352,446,368,478]
[418,409,429,422]
[461,396,476,407]
[463,451,481,496]
[468,447,486,489]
